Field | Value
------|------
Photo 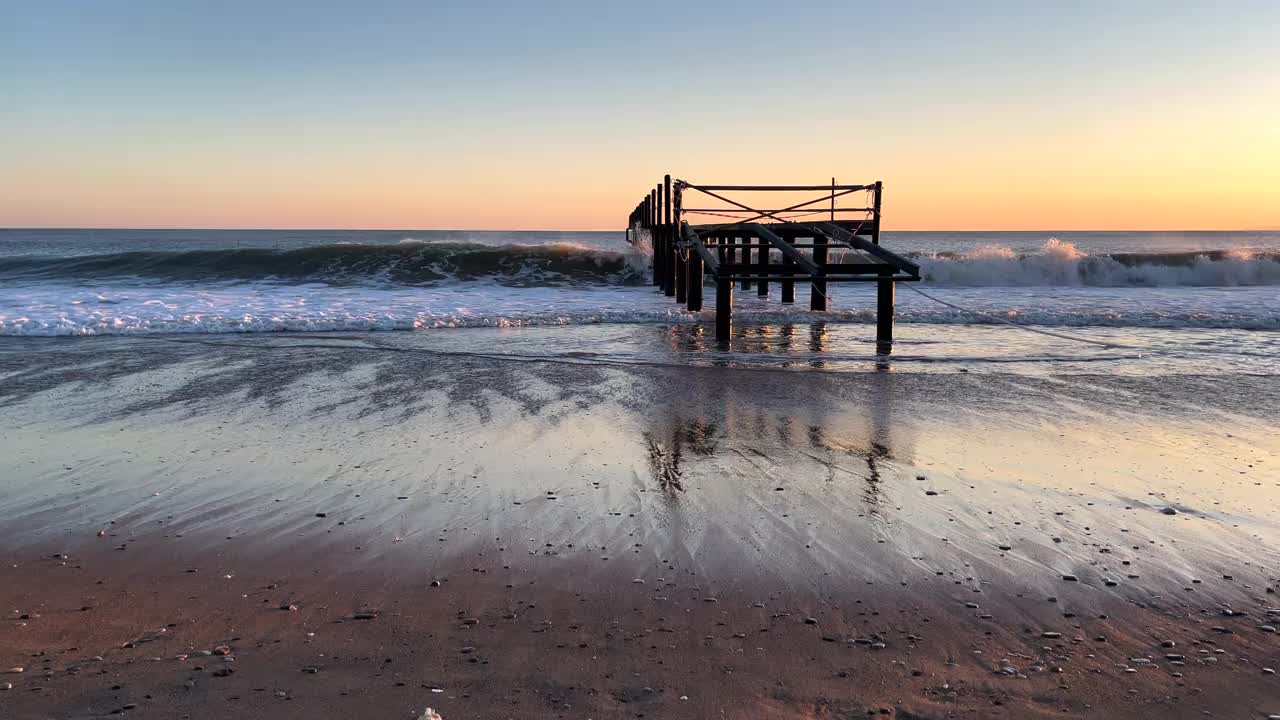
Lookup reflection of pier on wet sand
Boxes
[643,322,904,516]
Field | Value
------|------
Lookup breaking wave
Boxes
[0,241,649,287]
[4,238,1276,289]
[913,239,1280,287]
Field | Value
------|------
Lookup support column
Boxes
[673,181,686,303]
[739,236,752,291]
[876,272,895,349]
[757,236,769,297]
[871,180,883,246]
[650,194,661,287]
[810,233,828,311]
[686,247,703,311]
[715,272,733,341]
[663,177,676,297]
[781,236,795,303]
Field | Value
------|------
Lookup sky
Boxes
[2,1,1277,230]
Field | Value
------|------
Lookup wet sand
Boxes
[2,329,1279,719]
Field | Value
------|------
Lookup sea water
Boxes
[1,228,1277,373]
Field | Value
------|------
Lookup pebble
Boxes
[212,646,232,656]
[925,490,939,496]
[803,617,818,625]
[1265,668,1276,675]
[1041,632,1062,639]
[964,603,979,609]
[1259,625,1276,633]
[1062,575,1079,582]
[302,666,319,674]
[1160,508,1178,515]
[998,545,1012,551]
[4,667,23,674]
[280,604,298,612]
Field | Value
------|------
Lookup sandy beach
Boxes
[1,328,1277,719]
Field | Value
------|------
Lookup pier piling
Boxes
[810,233,828,311]
[876,269,895,348]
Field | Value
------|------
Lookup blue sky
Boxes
[2,1,1277,228]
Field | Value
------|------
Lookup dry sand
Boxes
[1,331,1278,719]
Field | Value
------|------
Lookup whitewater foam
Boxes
[3,281,1278,336]
[2,231,1279,337]
[916,239,1280,287]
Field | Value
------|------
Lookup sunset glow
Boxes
[3,1,1277,230]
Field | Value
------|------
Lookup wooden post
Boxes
[872,180,883,246]
[665,176,681,301]
[740,236,752,291]
[810,232,828,311]
[649,194,660,287]
[780,237,795,303]
[652,187,662,291]
[715,268,733,341]
[756,234,768,297]
[726,236,737,282]
[662,179,676,297]
[686,234,703,311]
[876,268,895,349]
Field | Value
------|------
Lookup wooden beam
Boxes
[686,183,874,191]
[815,221,920,276]
[685,225,720,274]
[752,225,820,275]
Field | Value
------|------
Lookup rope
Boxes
[901,283,1144,350]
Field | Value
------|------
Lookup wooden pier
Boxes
[627,177,921,345]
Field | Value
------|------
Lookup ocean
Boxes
[1,228,1277,374]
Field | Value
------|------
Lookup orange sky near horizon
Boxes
[7,124,1276,232]
[4,3,1278,232]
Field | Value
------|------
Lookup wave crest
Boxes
[916,240,1280,287]
[0,241,649,287]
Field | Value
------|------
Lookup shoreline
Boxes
[2,331,1278,718]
